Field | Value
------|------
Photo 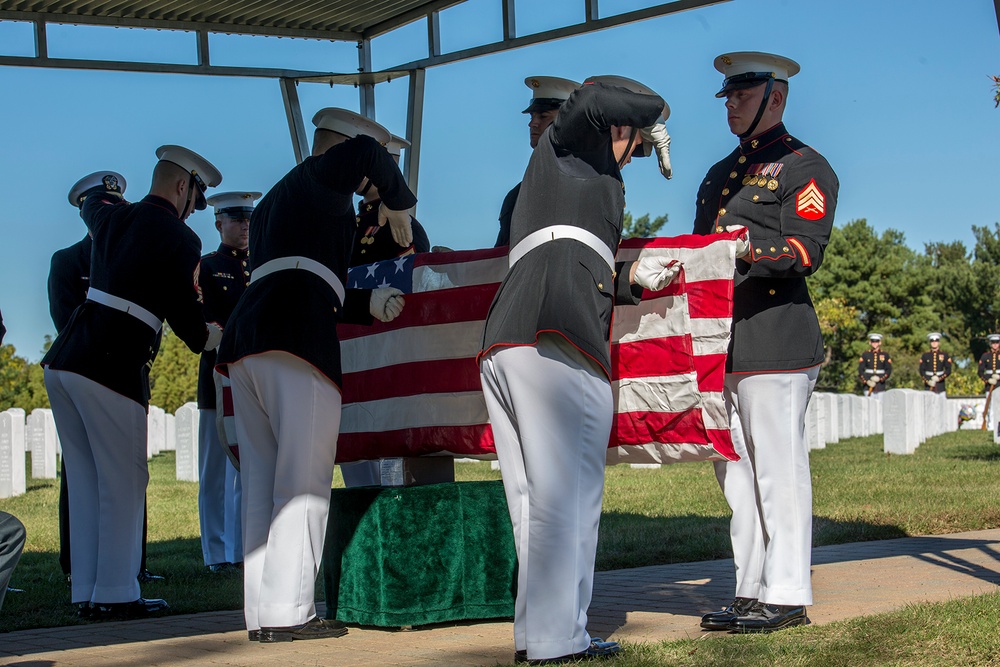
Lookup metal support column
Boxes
[358,38,376,119]
[405,68,426,204]
[279,78,310,164]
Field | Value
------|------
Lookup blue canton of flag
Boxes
[347,254,414,293]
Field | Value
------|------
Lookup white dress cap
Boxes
[713,51,800,97]
[927,332,943,341]
[522,76,581,113]
[868,333,883,342]
[68,170,126,208]
[206,191,262,215]
[988,334,1000,343]
[386,134,411,158]
[583,75,669,121]
[311,108,392,145]
[155,145,223,189]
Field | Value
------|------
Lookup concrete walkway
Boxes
[2,529,998,666]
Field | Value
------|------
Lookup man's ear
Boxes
[215,218,223,233]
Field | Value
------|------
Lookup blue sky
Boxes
[0,0,998,360]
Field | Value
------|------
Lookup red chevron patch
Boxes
[796,179,826,220]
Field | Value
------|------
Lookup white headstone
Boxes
[851,396,866,437]
[174,403,200,482]
[883,389,918,455]
[838,395,853,439]
[164,413,176,451]
[3,409,26,494]
[27,408,58,479]
[147,405,166,458]
[0,412,27,498]
[820,393,839,444]
[805,393,825,450]
[992,391,1000,444]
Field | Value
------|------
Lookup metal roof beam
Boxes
[0,10,361,40]
[385,0,730,71]
[362,0,465,39]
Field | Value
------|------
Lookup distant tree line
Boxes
[2,215,996,411]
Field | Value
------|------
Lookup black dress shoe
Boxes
[518,639,621,665]
[137,569,165,583]
[729,603,808,633]
[77,602,92,619]
[89,598,170,621]
[248,629,260,641]
[258,617,348,643]
[208,563,235,574]
[700,597,758,630]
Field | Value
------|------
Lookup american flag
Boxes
[334,232,741,465]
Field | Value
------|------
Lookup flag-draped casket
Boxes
[219,232,742,466]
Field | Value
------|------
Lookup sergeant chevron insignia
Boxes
[795,179,826,220]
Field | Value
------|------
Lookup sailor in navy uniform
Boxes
[351,134,430,266]
[50,171,163,586]
[479,75,674,663]
[919,332,952,394]
[216,108,414,643]
[693,53,839,633]
[495,76,581,248]
[196,191,259,573]
[978,334,1000,392]
[858,333,892,397]
[43,146,223,620]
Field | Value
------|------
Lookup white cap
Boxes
[206,191,261,216]
[522,76,580,114]
[155,145,222,210]
[714,51,800,98]
[989,334,1000,343]
[68,170,126,208]
[311,108,391,145]
[584,75,669,121]
[927,332,942,341]
[386,134,411,158]
[868,333,883,342]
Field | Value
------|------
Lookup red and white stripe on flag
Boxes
[219,232,741,466]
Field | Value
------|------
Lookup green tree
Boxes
[0,340,50,411]
[148,326,201,413]
[622,211,668,239]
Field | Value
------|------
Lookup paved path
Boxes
[2,529,998,666]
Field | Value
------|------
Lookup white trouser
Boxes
[480,335,612,660]
[714,367,819,606]
[228,352,341,631]
[44,368,146,604]
[198,409,243,566]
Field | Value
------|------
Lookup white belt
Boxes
[86,288,163,332]
[508,225,616,271]
[250,256,346,306]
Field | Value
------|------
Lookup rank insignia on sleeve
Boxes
[795,179,826,220]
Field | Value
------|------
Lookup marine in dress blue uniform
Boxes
[858,333,892,396]
[196,191,259,572]
[43,147,222,619]
[479,76,674,663]
[49,171,163,588]
[693,53,839,633]
[216,108,415,643]
[919,332,952,394]
[495,76,580,248]
[978,334,1000,392]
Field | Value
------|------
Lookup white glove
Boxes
[632,257,681,291]
[928,376,938,387]
[379,203,413,248]
[370,287,405,323]
[724,226,751,259]
[639,121,672,180]
[866,379,877,388]
[990,376,998,386]
[204,322,223,351]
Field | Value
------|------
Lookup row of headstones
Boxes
[804,392,884,451]
[0,402,203,499]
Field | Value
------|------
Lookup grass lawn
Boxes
[1,429,999,642]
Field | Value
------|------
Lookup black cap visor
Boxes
[715,72,784,98]
[522,98,565,114]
